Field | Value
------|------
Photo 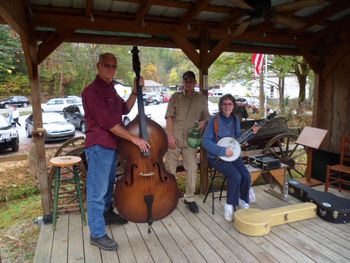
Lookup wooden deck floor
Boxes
[34,185,350,263]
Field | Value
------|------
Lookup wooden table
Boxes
[247,164,289,200]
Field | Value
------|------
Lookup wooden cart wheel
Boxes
[262,133,307,178]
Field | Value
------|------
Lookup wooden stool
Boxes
[203,167,226,214]
[50,156,86,230]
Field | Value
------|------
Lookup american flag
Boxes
[252,53,264,76]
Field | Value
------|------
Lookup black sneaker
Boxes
[90,235,118,251]
[184,200,199,213]
[104,208,128,225]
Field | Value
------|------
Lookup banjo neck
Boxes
[237,111,276,144]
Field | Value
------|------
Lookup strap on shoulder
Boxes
[214,113,219,142]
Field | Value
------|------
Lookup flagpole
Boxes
[264,54,268,118]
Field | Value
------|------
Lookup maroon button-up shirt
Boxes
[82,75,130,149]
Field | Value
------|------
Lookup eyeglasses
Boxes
[102,63,117,70]
[222,103,234,107]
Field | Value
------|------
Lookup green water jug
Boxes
[187,121,201,148]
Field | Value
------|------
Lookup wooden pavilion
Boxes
[1,0,350,234]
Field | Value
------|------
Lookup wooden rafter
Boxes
[290,0,350,36]
[135,0,153,23]
[170,34,200,68]
[38,28,76,64]
[31,12,314,48]
[85,0,94,18]
[180,0,210,26]
[0,0,31,40]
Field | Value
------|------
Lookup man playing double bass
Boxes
[82,53,150,251]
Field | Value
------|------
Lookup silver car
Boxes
[25,112,75,142]
[0,114,19,152]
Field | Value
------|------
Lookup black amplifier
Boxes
[249,155,281,170]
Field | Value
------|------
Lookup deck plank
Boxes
[33,221,54,263]
[195,200,260,263]
[100,226,119,263]
[170,207,225,262]
[198,196,280,263]
[151,219,189,263]
[123,222,154,262]
[34,185,350,263]
[255,187,350,263]
[137,223,172,263]
[110,224,137,263]
[51,214,69,263]
[68,213,85,263]
[178,199,249,263]
[82,224,102,263]
[161,214,206,263]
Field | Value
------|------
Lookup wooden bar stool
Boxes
[50,156,86,230]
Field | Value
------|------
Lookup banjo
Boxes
[217,112,276,162]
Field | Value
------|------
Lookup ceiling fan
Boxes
[230,0,325,36]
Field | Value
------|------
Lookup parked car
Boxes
[25,112,75,142]
[162,93,171,103]
[63,104,86,133]
[208,89,224,97]
[0,96,30,108]
[236,97,259,114]
[0,114,19,152]
[143,92,162,105]
[67,95,82,104]
[41,98,77,112]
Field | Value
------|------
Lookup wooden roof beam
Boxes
[32,12,314,47]
[180,0,210,26]
[37,28,76,64]
[170,34,200,68]
[85,0,94,20]
[0,0,31,40]
[118,0,234,14]
[135,0,153,24]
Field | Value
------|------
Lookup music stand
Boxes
[296,126,328,186]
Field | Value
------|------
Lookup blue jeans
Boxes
[85,145,118,238]
[208,157,251,206]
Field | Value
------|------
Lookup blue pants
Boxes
[208,157,251,206]
[85,145,118,238]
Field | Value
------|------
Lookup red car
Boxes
[162,93,171,103]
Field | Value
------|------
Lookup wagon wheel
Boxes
[262,133,307,179]
[54,136,86,157]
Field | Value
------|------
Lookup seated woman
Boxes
[202,94,259,221]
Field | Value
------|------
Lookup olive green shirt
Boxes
[165,91,209,147]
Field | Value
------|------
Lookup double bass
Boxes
[115,47,179,229]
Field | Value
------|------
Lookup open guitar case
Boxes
[288,179,350,224]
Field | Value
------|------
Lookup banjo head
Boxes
[217,137,241,162]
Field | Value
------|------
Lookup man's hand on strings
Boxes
[131,136,150,153]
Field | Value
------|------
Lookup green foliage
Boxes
[0,25,313,106]
[210,52,254,84]
[0,25,26,82]
[0,74,30,97]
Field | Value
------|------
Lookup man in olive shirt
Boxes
[165,71,209,213]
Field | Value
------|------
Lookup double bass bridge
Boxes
[139,172,154,177]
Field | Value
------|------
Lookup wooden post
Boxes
[21,36,51,219]
[199,32,209,194]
